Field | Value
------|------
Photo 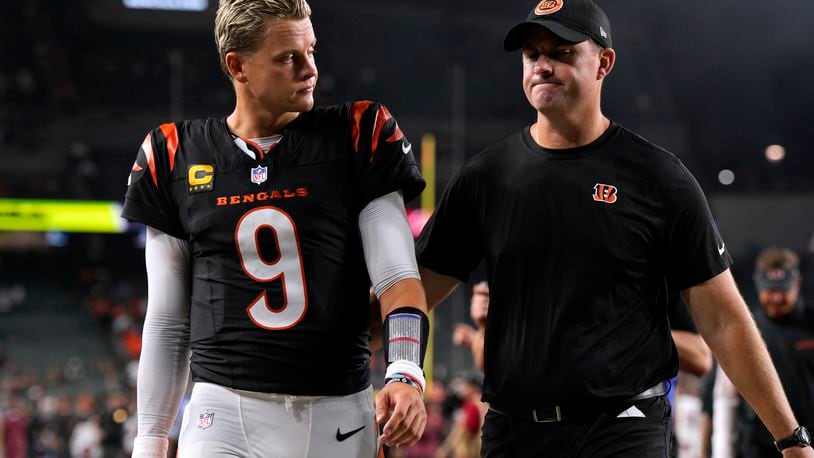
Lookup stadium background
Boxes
[1,0,812,455]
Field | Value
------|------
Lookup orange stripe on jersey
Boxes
[385,122,405,143]
[242,137,265,160]
[141,132,158,188]
[159,122,179,172]
[371,105,405,162]
[350,100,374,153]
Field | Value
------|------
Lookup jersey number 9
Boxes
[235,206,308,330]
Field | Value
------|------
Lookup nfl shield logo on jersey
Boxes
[251,166,268,185]
[198,410,215,430]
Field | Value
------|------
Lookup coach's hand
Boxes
[375,381,426,448]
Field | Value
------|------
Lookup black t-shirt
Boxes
[122,101,425,395]
[417,123,730,411]
[737,300,814,456]
[668,292,697,333]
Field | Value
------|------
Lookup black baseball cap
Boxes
[504,0,612,51]
[754,267,800,291]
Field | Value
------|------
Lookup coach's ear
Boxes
[226,51,249,83]
[597,47,616,80]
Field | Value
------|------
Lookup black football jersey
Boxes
[122,101,425,395]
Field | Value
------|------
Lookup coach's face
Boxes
[235,17,318,115]
[520,27,613,115]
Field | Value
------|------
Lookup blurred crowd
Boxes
[0,251,490,457]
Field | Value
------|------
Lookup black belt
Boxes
[489,381,669,423]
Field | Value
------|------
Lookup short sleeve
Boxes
[667,292,697,333]
[347,101,425,210]
[416,169,485,282]
[121,124,187,239]
[664,162,731,291]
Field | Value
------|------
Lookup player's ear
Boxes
[226,51,249,83]
[597,46,615,80]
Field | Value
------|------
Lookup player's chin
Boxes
[290,95,315,112]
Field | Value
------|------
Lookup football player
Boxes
[123,0,428,456]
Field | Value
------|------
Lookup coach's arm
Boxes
[684,268,813,457]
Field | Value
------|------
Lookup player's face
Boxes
[520,28,610,114]
[242,17,318,114]
[759,284,799,319]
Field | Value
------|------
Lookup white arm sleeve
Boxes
[359,191,420,298]
[134,226,192,455]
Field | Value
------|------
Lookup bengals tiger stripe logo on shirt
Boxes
[593,183,618,204]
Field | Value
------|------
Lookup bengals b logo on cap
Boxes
[593,183,618,204]
[535,0,564,15]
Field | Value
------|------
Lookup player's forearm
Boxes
[379,277,427,317]
[137,316,191,437]
[139,227,193,438]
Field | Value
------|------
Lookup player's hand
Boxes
[375,381,426,448]
[453,323,476,347]
[132,436,169,458]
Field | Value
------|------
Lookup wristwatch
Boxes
[774,426,812,451]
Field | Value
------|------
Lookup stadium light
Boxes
[122,0,208,12]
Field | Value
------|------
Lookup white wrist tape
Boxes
[385,360,426,393]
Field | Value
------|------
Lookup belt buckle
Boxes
[531,406,562,423]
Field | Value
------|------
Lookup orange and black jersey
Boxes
[417,122,731,413]
[122,101,425,395]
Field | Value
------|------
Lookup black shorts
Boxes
[481,395,672,458]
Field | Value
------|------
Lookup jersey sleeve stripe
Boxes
[349,100,374,153]
[370,106,388,160]
[141,132,158,188]
[371,105,405,161]
[159,122,180,173]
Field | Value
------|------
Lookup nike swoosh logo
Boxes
[718,242,726,256]
[132,162,143,171]
[401,140,411,155]
[336,425,365,442]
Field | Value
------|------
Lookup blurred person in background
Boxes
[714,247,814,457]
[2,398,27,458]
[121,0,428,456]
[435,372,486,458]
[69,414,102,458]
[452,282,489,371]
[416,0,811,456]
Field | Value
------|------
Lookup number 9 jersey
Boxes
[122,101,425,396]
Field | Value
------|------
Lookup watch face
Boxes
[800,427,811,444]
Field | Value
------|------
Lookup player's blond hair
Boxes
[215,0,312,77]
